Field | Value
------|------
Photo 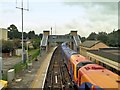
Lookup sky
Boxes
[0,0,119,37]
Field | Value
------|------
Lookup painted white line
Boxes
[55,76,58,83]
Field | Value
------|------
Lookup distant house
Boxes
[26,40,34,49]
[80,40,109,56]
[0,28,8,41]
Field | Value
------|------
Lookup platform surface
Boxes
[31,47,57,89]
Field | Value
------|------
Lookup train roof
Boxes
[61,42,67,46]
[61,46,70,51]
[61,44,78,59]
[64,49,78,59]
[79,64,120,89]
[70,54,91,65]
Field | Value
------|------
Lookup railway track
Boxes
[44,46,74,90]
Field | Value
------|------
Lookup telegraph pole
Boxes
[16,0,29,63]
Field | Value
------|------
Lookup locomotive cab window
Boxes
[76,61,95,78]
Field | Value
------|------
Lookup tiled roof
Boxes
[88,48,120,63]
[81,40,100,48]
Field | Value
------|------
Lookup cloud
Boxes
[61,2,118,37]
[1,1,118,37]
[63,2,118,14]
[63,0,119,2]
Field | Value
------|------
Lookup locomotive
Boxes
[61,42,120,90]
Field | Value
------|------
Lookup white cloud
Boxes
[0,1,118,37]
[61,2,118,37]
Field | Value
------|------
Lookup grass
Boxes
[14,49,40,73]
[14,62,27,73]
[28,49,40,62]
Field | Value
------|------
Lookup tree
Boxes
[86,30,120,47]
[23,32,28,39]
[97,32,108,44]
[87,32,97,40]
[107,30,119,47]
[81,37,86,42]
[39,33,43,40]
[32,38,40,49]
[7,24,18,32]
[28,31,35,39]
[2,40,14,53]
[13,39,21,49]
[7,24,20,39]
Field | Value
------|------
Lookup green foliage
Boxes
[13,49,39,73]
[107,30,119,47]
[2,39,22,53]
[28,31,35,39]
[7,24,40,39]
[2,40,14,53]
[87,32,97,40]
[13,39,21,49]
[7,24,18,32]
[14,62,26,73]
[81,37,86,42]
[97,32,108,44]
[23,32,28,39]
[2,72,7,80]
[39,33,43,40]
[86,30,120,47]
[32,39,40,49]
[30,49,39,61]
[8,24,20,39]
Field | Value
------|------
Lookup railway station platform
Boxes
[30,47,57,89]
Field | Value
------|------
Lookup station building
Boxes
[87,48,120,75]
[0,28,8,41]
[80,40,120,75]
[80,40,109,56]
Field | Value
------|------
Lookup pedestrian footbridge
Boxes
[40,31,81,52]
